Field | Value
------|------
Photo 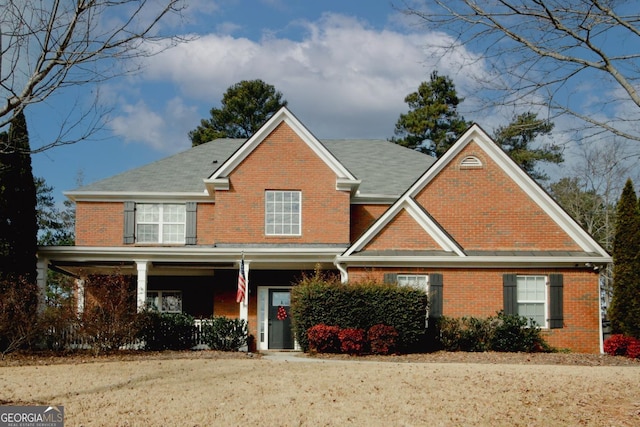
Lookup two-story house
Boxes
[38,107,611,353]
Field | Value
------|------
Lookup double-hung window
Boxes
[516,275,547,327]
[136,204,186,243]
[265,191,301,236]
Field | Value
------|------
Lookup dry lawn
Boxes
[1,351,639,426]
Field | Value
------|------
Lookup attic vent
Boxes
[460,155,483,169]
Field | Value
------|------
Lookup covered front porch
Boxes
[37,246,343,351]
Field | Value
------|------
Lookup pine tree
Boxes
[391,71,469,157]
[608,179,640,337]
[0,111,38,282]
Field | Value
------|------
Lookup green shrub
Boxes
[290,271,428,353]
[490,311,549,352]
[437,312,551,353]
[202,316,247,351]
[138,311,195,351]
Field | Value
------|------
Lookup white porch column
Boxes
[239,261,249,323]
[76,278,85,315]
[136,261,149,312]
[36,258,48,314]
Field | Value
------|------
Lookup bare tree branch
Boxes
[0,0,189,153]
[402,0,640,143]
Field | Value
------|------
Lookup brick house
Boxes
[38,107,611,353]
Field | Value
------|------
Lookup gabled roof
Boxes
[67,108,434,202]
[340,124,611,265]
[204,107,361,195]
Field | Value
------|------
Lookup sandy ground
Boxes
[1,352,639,426]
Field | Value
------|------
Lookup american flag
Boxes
[236,256,246,304]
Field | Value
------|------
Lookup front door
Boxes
[268,289,294,349]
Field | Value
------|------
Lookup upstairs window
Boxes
[265,191,301,236]
[136,203,186,243]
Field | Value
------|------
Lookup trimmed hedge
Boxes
[138,311,195,351]
[291,272,428,352]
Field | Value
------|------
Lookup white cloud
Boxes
[110,98,197,151]
[123,12,488,147]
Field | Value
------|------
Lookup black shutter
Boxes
[185,202,197,245]
[503,274,517,315]
[383,273,397,284]
[549,274,564,329]
[428,273,443,318]
[123,201,135,244]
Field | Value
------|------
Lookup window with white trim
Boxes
[136,204,186,243]
[516,275,547,327]
[397,274,428,292]
[146,290,183,313]
[265,191,301,236]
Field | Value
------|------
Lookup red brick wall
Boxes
[213,122,351,244]
[348,267,601,353]
[415,141,580,251]
[75,202,124,246]
[364,209,444,251]
[196,203,215,245]
[350,204,390,242]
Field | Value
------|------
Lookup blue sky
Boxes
[27,0,638,202]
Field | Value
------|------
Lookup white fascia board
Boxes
[39,245,348,266]
[336,254,612,268]
[65,191,214,203]
[204,107,358,189]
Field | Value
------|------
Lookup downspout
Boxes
[334,258,348,284]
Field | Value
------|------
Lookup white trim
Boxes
[76,278,85,315]
[64,191,214,203]
[343,198,464,257]
[341,124,611,261]
[204,107,359,195]
[136,260,149,312]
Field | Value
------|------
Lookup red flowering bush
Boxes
[604,334,638,357]
[307,324,341,353]
[368,324,399,355]
[627,339,640,359]
[338,328,367,355]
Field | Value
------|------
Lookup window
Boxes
[265,191,301,236]
[516,275,547,327]
[397,275,428,292]
[146,291,182,313]
[136,204,186,243]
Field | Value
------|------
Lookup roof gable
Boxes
[343,124,610,259]
[204,107,360,195]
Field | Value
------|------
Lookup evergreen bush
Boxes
[202,316,247,351]
[290,271,427,352]
[138,311,195,351]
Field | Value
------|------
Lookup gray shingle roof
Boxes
[72,138,434,197]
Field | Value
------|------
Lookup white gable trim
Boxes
[342,124,610,259]
[203,107,359,194]
[343,198,465,257]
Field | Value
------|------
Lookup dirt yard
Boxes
[1,351,639,426]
